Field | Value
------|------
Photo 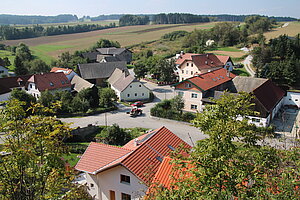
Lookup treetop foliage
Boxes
[119,15,150,26]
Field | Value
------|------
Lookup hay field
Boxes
[2,22,217,59]
[264,21,300,40]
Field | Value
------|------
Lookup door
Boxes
[109,190,115,200]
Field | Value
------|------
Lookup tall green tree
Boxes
[14,55,28,75]
[0,100,72,199]
[99,88,117,108]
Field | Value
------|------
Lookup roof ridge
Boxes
[92,142,133,151]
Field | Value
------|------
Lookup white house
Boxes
[173,69,285,127]
[0,65,9,77]
[75,126,191,200]
[27,72,71,98]
[175,53,233,82]
[108,68,150,101]
[50,67,77,81]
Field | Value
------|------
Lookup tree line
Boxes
[152,13,209,24]
[0,14,78,25]
[0,23,116,40]
[119,15,150,26]
[204,14,297,22]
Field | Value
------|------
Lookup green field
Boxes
[31,44,75,64]
[232,66,250,77]
[2,22,218,60]
[216,47,243,52]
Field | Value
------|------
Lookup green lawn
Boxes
[232,67,250,77]
[0,50,15,70]
[31,44,75,64]
[216,47,242,52]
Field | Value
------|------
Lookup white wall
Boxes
[175,89,202,112]
[120,82,150,101]
[86,165,147,200]
[178,61,200,81]
[284,92,300,108]
[27,82,71,99]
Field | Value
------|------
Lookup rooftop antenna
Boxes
[188,132,195,147]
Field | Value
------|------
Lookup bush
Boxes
[182,112,196,122]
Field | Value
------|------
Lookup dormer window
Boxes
[61,80,65,85]
[50,82,54,86]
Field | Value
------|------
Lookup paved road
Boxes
[243,55,255,77]
[61,82,206,146]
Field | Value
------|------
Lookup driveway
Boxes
[61,81,205,146]
[243,55,255,77]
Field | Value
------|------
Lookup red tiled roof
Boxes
[27,72,71,92]
[121,126,191,183]
[50,67,73,75]
[75,142,132,174]
[122,133,149,150]
[192,54,224,70]
[216,55,231,65]
[75,126,192,184]
[175,53,198,65]
[253,80,285,112]
[175,68,236,92]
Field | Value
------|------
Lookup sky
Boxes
[1,0,300,18]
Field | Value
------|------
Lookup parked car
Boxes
[131,101,144,107]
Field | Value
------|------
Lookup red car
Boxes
[131,101,144,107]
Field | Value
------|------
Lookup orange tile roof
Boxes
[50,67,73,75]
[174,68,236,92]
[75,142,132,174]
[75,126,192,184]
[175,53,198,65]
[216,55,231,65]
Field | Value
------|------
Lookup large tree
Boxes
[149,92,300,199]
[0,100,73,199]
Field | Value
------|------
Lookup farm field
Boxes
[2,22,217,59]
[264,21,300,40]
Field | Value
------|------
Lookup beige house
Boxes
[108,68,150,101]
[175,53,234,81]
[75,126,191,200]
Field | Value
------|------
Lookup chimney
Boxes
[206,54,209,58]
[134,139,139,147]
[205,61,208,64]
[180,51,184,56]
[227,69,230,78]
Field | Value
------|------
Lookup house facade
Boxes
[174,69,285,127]
[27,72,71,98]
[75,126,191,200]
[108,68,150,101]
[174,68,235,112]
[175,53,233,82]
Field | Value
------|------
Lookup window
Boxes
[156,156,163,162]
[295,99,299,101]
[90,183,94,188]
[139,85,141,87]
[185,83,192,88]
[120,174,130,184]
[50,82,54,86]
[182,70,184,74]
[30,84,32,88]
[191,71,193,75]
[191,104,198,110]
[186,63,189,66]
[130,85,132,88]
[142,93,144,96]
[121,193,131,200]
[135,93,137,96]
[127,94,130,97]
[191,63,193,67]
[191,93,198,98]
[0,70,4,74]
[251,118,260,123]
[61,80,65,85]
[178,91,184,96]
